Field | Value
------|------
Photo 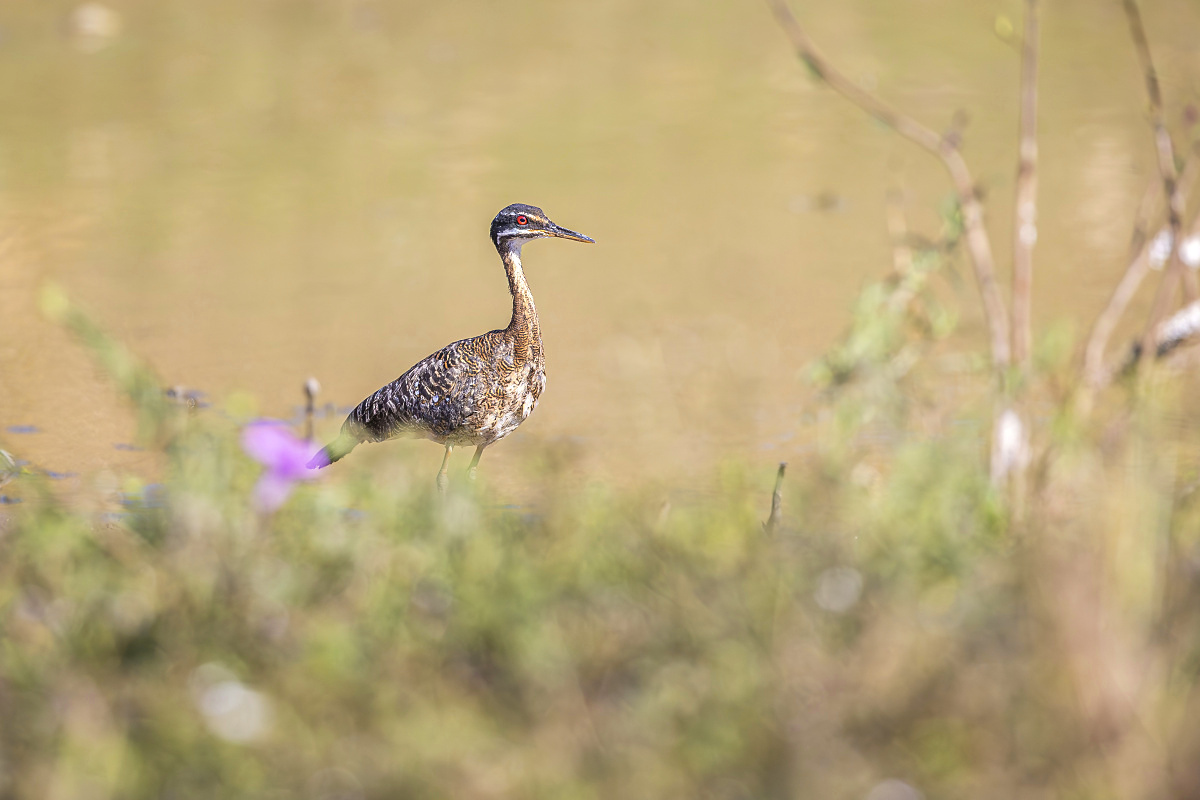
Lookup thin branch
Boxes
[1099,205,1200,383]
[1084,147,1200,387]
[1011,0,1040,369]
[1105,298,1200,379]
[1122,0,1193,370]
[1085,238,1154,387]
[1127,172,1165,265]
[1153,299,1200,359]
[765,0,1011,370]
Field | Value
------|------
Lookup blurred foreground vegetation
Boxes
[3,291,1200,800]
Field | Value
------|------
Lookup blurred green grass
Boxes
[3,290,1200,800]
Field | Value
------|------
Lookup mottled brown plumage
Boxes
[308,203,593,489]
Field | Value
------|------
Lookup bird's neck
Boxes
[501,243,541,346]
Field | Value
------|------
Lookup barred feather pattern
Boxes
[343,327,545,447]
[309,235,546,469]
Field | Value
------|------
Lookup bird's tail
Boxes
[307,434,357,469]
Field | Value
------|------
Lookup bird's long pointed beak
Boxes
[548,222,595,243]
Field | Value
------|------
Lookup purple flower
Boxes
[241,421,321,511]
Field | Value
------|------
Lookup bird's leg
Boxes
[436,445,453,494]
[467,445,486,481]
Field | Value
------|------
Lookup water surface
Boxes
[1,0,1197,493]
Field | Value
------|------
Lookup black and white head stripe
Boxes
[489,203,595,250]
[490,203,550,245]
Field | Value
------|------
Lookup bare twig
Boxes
[1122,0,1194,370]
[763,462,787,534]
[1108,297,1200,378]
[1084,151,1200,387]
[1011,0,1040,369]
[1084,237,1156,388]
[1099,207,1200,383]
[1128,172,1166,264]
[765,0,1011,370]
[1153,299,1200,358]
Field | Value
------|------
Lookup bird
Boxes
[307,203,594,491]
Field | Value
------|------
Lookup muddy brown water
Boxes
[1,0,1197,498]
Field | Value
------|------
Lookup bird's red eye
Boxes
[516,215,528,225]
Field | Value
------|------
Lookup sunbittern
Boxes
[308,203,594,491]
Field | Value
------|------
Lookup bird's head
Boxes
[489,203,595,253]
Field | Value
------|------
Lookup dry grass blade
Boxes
[763,462,786,534]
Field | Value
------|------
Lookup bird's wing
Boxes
[342,334,493,441]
